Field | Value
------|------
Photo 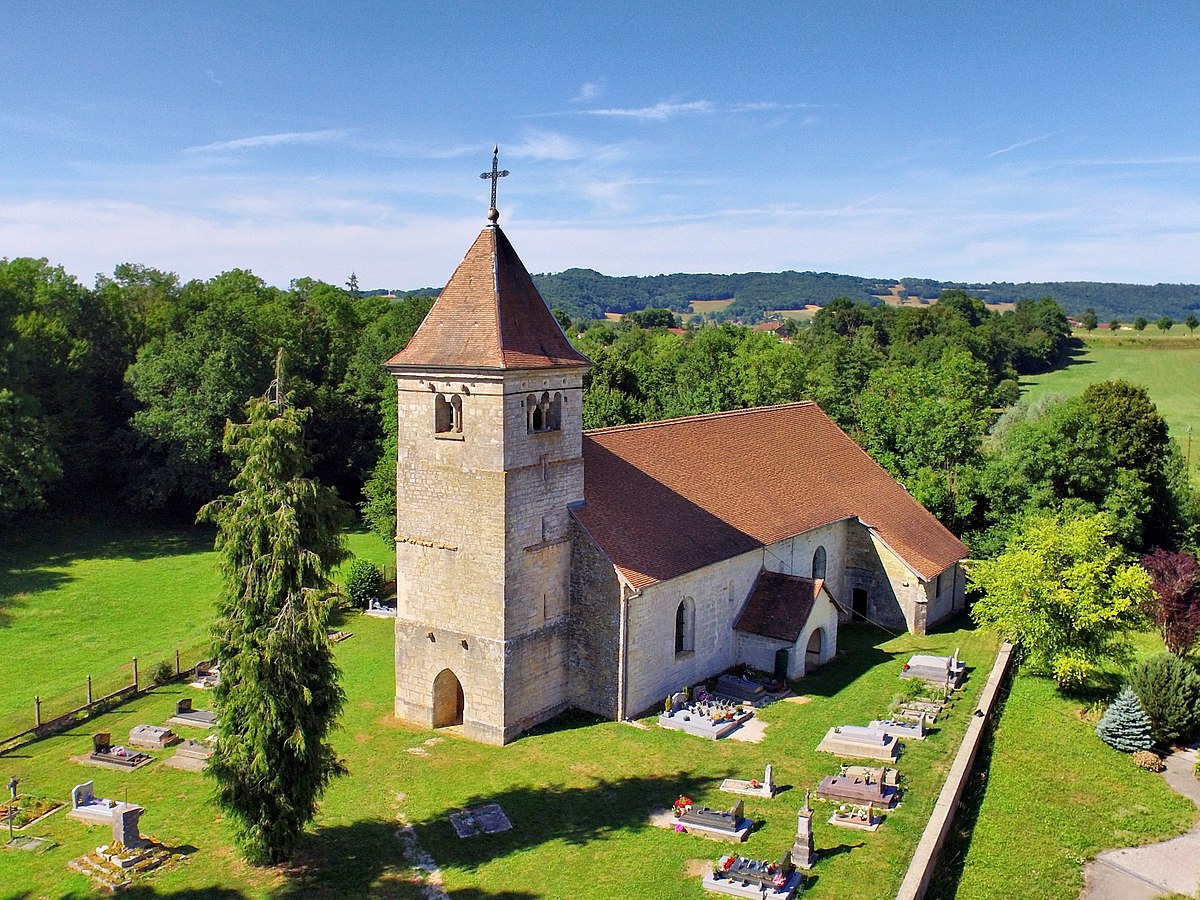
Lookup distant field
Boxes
[687,298,734,314]
[1021,334,1200,467]
[767,305,820,320]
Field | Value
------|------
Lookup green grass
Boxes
[0,517,395,738]
[1022,333,1200,453]
[936,634,1197,900]
[5,523,1187,898]
[0,522,1003,899]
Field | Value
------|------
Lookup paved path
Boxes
[1081,742,1200,899]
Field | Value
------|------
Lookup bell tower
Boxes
[385,152,591,744]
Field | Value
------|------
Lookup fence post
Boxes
[87,675,93,706]
[132,657,138,692]
[175,649,181,676]
[34,696,41,728]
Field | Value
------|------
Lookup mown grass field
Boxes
[0,517,394,739]
[1022,331,1200,455]
[0,521,1020,898]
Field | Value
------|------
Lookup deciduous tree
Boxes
[969,510,1151,686]
[1141,548,1200,655]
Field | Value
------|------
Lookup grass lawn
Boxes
[1022,333,1200,458]
[1,524,1003,900]
[934,633,1198,900]
[0,517,395,739]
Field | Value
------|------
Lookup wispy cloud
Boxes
[580,99,812,121]
[572,81,602,103]
[506,129,631,163]
[184,129,348,154]
[988,133,1052,157]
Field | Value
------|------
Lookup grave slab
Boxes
[815,725,900,762]
[449,803,512,838]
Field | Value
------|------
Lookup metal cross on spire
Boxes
[480,145,509,222]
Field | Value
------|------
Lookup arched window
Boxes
[434,393,460,434]
[527,391,562,433]
[812,546,827,580]
[674,597,695,655]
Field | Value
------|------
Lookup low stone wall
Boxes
[894,640,1015,900]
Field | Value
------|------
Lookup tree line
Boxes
[0,257,432,523]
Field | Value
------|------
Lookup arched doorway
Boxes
[806,628,824,669]
[432,669,464,727]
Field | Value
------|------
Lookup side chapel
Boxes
[385,170,969,745]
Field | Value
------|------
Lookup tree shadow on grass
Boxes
[0,518,215,629]
[800,624,901,698]
[412,771,714,875]
[53,889,249,900]
[271,818,545,899]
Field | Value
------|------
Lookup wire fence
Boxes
[0,639,213,753]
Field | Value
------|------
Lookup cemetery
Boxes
[5,552,1179,900]
[673,798,754,843]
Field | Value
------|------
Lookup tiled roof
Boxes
[734,572,822,642]
[573,402,968,589]
[386,225,590,370]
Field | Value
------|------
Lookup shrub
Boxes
[1095,686,1154,752]
[1128,653,1200,745]
[1132,750,1165,772]
[345,558,383,609]
[151,659,175,685]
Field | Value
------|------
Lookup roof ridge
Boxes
[584,400,817,437]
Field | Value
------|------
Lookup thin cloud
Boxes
[581,99,812,121]
[184,129,348,154]
[988,133,1054,157]
[572,81,602,103]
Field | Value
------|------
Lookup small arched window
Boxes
[527,391,562,434]
[674,597,695,655]
[435,393,463,435]
[812,546,827,580]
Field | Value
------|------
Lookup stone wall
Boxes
[567,520,621,719]
[391,367,587,744]
[623,550,764,717]
[734,591,840,679]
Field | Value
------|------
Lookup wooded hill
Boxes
[395,270,1200,324]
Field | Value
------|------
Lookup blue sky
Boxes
[2,2,1198,290]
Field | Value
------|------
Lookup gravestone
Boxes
[720,763,776,798]
[815,725,900,762]
[792,789,817,870]
[111,803,145,849]
[678,798,753,842]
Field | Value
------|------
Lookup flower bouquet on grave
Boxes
[673,795,693,817]
[749,779,761,789]
[719,854,735,872]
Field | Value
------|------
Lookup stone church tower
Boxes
[385,199,591,745]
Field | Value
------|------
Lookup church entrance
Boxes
[806,628,824,669]
[432,669,464,728]
[852,589,868,623]
[774,648,790,681]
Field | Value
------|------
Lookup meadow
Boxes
[0,523,1191,899]
[1022,330,1200,454]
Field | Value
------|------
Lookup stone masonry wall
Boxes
[567,520,621,719]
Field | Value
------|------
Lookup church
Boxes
[385,189,969,746]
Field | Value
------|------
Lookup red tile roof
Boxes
[573,402,967,589]
[734,572,822,642]
[386,225,590,370]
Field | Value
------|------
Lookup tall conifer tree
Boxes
[199,381,348,864]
